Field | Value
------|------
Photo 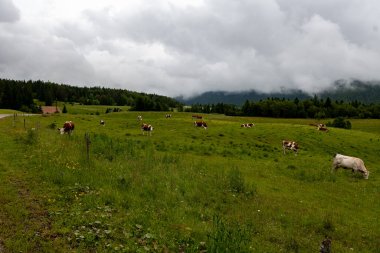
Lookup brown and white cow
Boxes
[194,121,207,129]
[141,123,153,136]
[317,124,329,132]
[282,140,298,155]
[241,123,255,128]
[332,154,369,179]
[58,121,75,135]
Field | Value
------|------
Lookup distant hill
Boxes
[318,80,380,103]
[177,80,380,105]
[0,78,182,112]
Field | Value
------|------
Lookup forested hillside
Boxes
[179,80,380,105]
[0,79,182,112]
[186,96,380,119]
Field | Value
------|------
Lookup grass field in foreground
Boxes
[0,111,379,252]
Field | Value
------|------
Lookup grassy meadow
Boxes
[0,107,379,252]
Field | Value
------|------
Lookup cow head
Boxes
[364,171,369,179]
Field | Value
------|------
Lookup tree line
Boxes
[186,96,380,119]
[0,79,182,112]
[180,80,380,105]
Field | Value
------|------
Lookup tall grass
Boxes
[0,111,379,252]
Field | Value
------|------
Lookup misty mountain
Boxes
[177,80,380,105]
[176,90,310,105]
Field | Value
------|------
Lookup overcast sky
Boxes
[1,0,380,98]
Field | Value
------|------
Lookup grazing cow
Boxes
[241,123,255,128]
[137,115,143,121]
[58,121,75,135]
[194,121,207,129]
[282,140,299,155]
[141,123,153,136]
[317,123,329,132]
[100,119,105,126]
[165,114,172,118]
[332,154,369,179]
[192,115,203,119]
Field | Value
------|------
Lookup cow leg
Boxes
[331,163,339,173]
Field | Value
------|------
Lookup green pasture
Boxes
[59,103,131,115]
[0,109,22,114]
[0,110,379,252]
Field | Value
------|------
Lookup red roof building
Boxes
[41,106,60,114]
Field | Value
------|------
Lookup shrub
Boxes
[227,168,256,197]
[48,122,57,129]
[207,216,251,253]
[327,117,352,129]
[16,129,39,145]
[228,168,245,193]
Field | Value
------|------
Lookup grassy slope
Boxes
[0,109,22,114]
[0,111,379,252]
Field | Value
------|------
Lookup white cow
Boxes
[332,154,369,179]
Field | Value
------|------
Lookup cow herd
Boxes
[57,114,370,179]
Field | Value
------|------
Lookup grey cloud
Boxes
[0,0,20,22]
[55,21,97,47]
[0,25,96,86]
[2,0,380,98]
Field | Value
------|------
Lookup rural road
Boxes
[0,114,37,119]
[0,114,12,119]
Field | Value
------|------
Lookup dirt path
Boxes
[0,114,37,119]
[0,114,12,119]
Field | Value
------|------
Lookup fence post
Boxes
[13,113,16,127]
[85,132,91,163]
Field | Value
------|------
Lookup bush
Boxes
[207,216,251,253]
[327,117,352,129]
[15,129,39,145]
[48,122,57,129]
[228,168,245,193]
[227,168,256,197]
